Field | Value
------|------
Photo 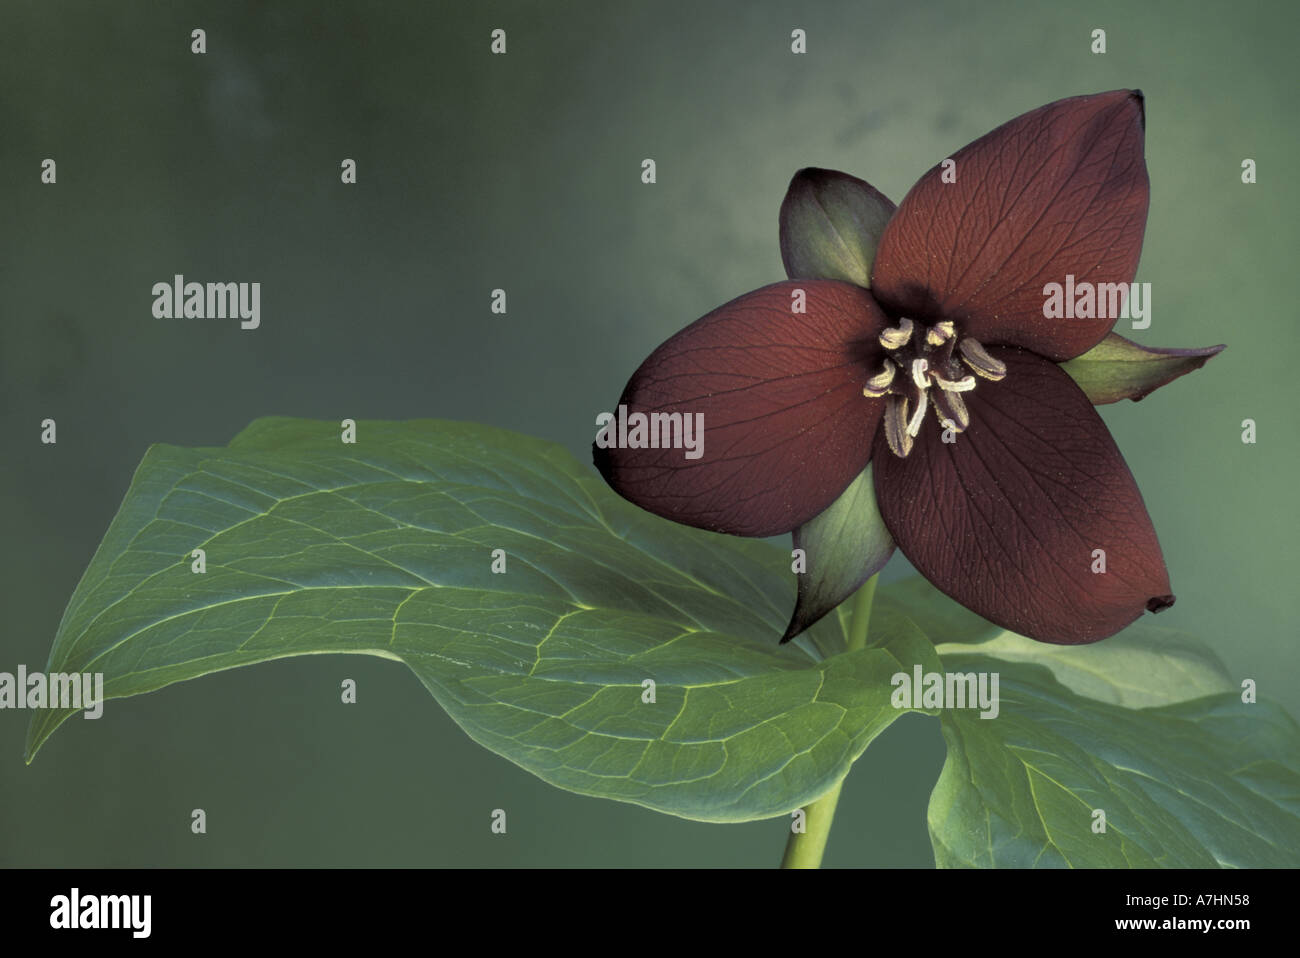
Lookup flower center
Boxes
[862,318,1007,457]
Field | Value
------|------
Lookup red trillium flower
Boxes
[594,90,1224,645]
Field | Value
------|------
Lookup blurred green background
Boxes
[1,0,1295,866]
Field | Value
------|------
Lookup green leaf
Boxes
[27,417,940,822]
[937,622,1236,709]
[779,167,896,286]
[784,464,894,643]
[1059,332,1224,404]
[928,655,1300,867]
[879,575,1004,647]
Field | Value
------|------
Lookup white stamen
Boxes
[943,389,970,429]
[906,389,929,437]
[884,395,913,457]
[958,338,1007,380]
[934,374,976,392]
[925,321,955,346]
[879,318,914,350]
[910,358,930,389]
[862,363,896,397]
[931,385,970,432]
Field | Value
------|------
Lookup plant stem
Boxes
[779,574,878,869]
[780,779,845,868]
[844,574,878,655]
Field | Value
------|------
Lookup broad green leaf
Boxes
[928,655,1300,867]
[880,575,1003,647]
[1060,332,1224,405]
[27,417,940,822]
[784,464,894,643]
[938,623,1235,709]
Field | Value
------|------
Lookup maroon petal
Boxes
[873,347,1173,644]
[871,90,1150,362]
[594,281,888,537]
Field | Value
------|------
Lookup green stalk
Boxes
[779,574,878,869]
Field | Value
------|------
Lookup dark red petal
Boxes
[871,90,1150,361]
[594,281,888,537]
[873,347,1173,644]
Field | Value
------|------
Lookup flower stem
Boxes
[844,574,878,655]
[779,574,879,869]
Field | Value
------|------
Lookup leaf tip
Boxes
[1127,343,1226,402]
[779,617,803,644]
